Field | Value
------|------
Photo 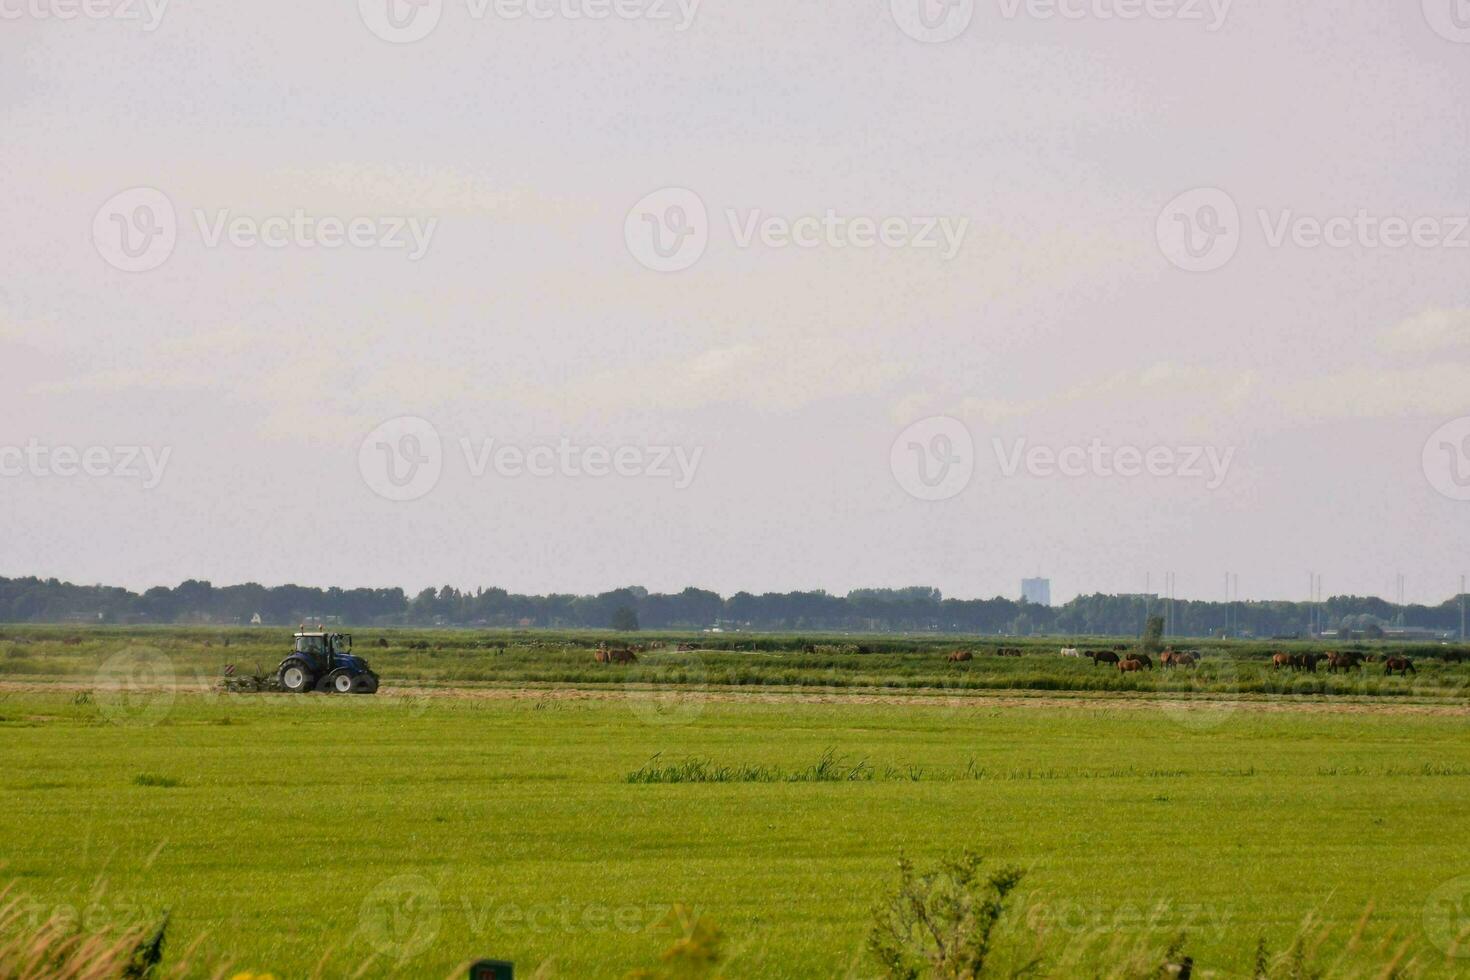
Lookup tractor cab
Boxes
[276,626,379,694]
[294,630,351,663]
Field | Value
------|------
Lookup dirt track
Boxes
[3,678,1467,717]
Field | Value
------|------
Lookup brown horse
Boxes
[1118,658,1145,673]
[1160,651,1177,668]
[948,650,974,663]
[1292,653,1322,674]
[1325,651,1362,673]
[1172,651,1199,668]
[1383,656,1415,677]
[1271,653,1294,671]
[1130,654,1154,671]
[594,647,611,664]
[1088,651,1120,666]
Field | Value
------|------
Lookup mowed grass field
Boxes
[2,683,1469,977]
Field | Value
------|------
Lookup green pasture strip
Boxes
[1,691,1468,977]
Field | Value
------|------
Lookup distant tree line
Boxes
[1,576,1466,638]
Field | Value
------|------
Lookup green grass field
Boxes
[3,662,1470,977]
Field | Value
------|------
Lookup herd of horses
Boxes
[591,641,1429,679]
[1269,650,1417,676]
[944,645,1423,676]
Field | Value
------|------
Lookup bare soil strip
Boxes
[3,679,1466,716]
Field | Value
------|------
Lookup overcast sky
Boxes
[2,0,1468,605]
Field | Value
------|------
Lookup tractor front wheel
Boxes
[278,660,315,694]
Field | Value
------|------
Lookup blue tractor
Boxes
[276,629,379,694]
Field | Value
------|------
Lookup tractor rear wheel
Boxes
[329,670,355,694]
[351,672,379,694]
[278,660,315,694]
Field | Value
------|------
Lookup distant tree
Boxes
[1142,615,1165,654]
[611,606,640,632]
[1363,623,1385,640]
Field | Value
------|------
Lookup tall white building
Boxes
[1021,578,1051,606]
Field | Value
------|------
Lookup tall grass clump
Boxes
[0,883,174,979]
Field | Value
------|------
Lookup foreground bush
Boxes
[868,850,1030,979]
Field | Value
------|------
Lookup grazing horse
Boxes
[1292,653,1322,674]
[1174,651,1199,667]
[1271,653,1294,671]
[1326,652,1362,673]
[609,648,638,664]
[1160,651,1177,668]
[1088,651,1120,666]
[948,650,974,663]
[594,647,611,664]
[1118,658,1145,673]
[1060,647,1081,658]
[1383,656,1415,677]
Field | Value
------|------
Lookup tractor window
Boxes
[295,635,325,655]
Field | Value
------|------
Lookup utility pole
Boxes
[1460,574,1465,642]
[1311,570,1323,640]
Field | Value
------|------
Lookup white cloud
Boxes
[1379,308,1470,355]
